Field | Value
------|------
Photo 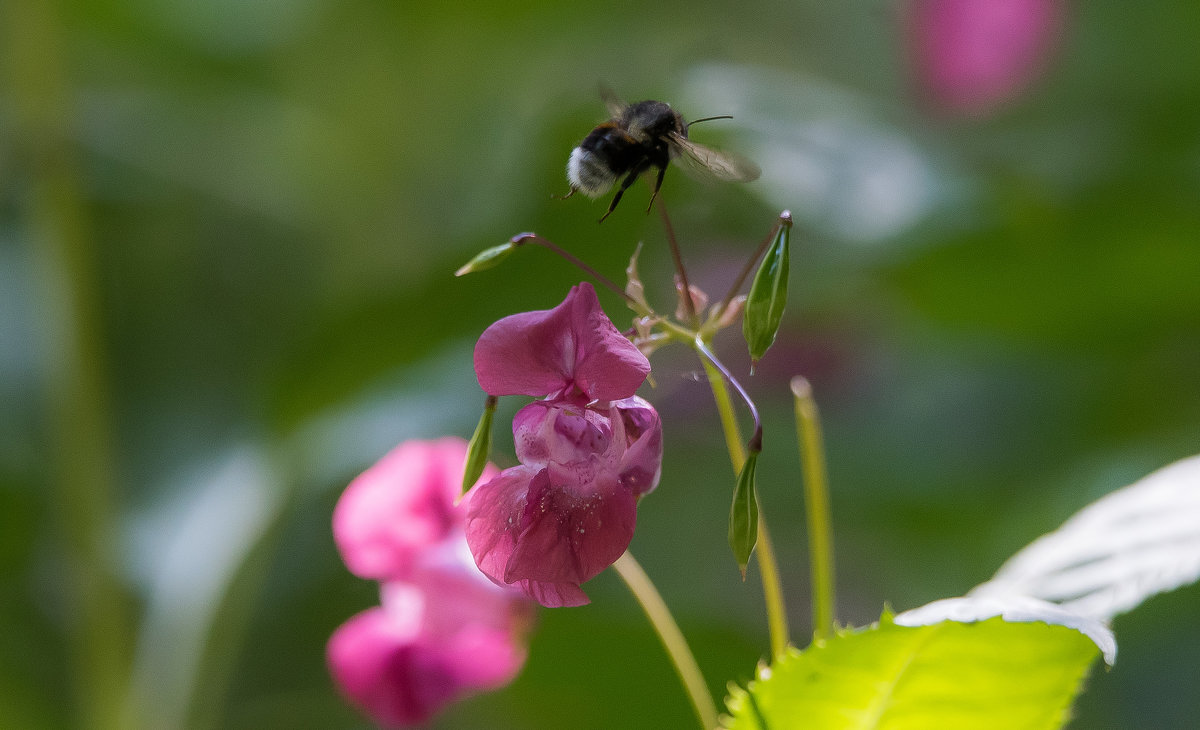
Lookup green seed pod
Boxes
[728,450,761,579]
[743,212,792,364]
[455,242,515,276]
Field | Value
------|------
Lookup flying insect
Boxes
[564,91,760,221]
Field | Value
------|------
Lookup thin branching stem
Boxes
[696,343,789,658]
[693,338,761,451]
[512,233,635,306]
[655,200,700,328]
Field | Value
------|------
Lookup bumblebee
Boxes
[565,92,760,221]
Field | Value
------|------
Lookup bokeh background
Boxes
[3,0,1198,728]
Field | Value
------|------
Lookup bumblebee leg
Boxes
[645,166,667,212]
[557,187,579,201]
[599,168,643,222]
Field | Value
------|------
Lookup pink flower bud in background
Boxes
[907,0,1065,117]
[332,437,499,581]
[328,569,531,728]
[329,438,532,727]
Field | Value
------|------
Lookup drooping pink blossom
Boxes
[467,284,663,607]
[474,282,651,402]
[907,0,1065,116]
[329,438,532,727]
[466,396,662,607]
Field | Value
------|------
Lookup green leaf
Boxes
[743,212,792,364]
[454,242,515,276]
[461,395,497,497]
[728,450,760,578]
[972,453,1200,623]
[723,601,1107,730]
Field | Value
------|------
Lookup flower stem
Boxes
[512,233,636,307]
[753,520,788,659]
[791,376,836,641]
[613,552,718,730]
[655,199,700,327]
[4,3,133,728]
[698,353,791,658]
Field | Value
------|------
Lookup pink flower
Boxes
[333,438,499,581]
[474,282,651,402]
[328,568,532,728]
[329,438,532,727]
[907,0,1064,116]
[467,283,663,607]
[512,395,663,494]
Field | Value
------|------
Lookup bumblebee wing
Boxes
[599,85,628,119]
[668,133,761,183]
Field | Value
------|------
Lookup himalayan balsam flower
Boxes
[466,283,663,607]
[329,438,533,727]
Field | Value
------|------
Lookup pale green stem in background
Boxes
[698,354,791,659]
[791,376,836,641]
[2,2,133,728]
[614,552,718,730]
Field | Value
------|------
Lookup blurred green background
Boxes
[3,1,1198,728]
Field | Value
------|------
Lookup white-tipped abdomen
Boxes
[567,147,616,197]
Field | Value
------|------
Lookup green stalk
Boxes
[613,552,718,730]
[791,377,836,641]
[3,2,133,727]
[699,355,790,658]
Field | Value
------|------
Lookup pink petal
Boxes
[328,598,529,728]
[464,463,637,608]
[611,396,663,497]
[333,438,498,581]
[387,551,535,641]
[327,607,455,728]
[509,578,590,608]
[473,282,650,401]
[463,465,542,590]
[381,569,534,688]
[512,398,615,470]
[908,0,1064,116]
[507,464,635,588]
[434,623,530,688]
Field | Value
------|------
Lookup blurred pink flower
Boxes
[328,568,532,728]
[332,438,499,581]
[329,438,532,727]
[473,281,651,402]
[468,301,663,607]
[907,0,1065,116]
